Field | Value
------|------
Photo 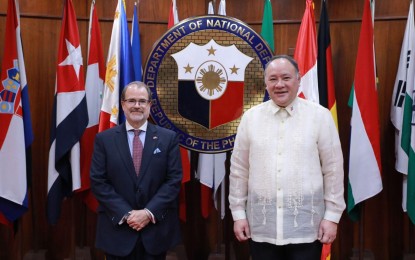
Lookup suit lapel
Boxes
[137,123,159,181]
[114,123,137,182]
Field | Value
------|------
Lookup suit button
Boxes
[136,189,140,193]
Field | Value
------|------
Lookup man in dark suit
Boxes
[90,81,182,259]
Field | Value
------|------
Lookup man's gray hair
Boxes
[121,81,152,101]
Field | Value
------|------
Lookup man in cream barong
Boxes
[229,55,345,259]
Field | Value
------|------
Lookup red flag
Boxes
[294,0,319,103]
[321,243,331,260]
[77,0,105,213]
[0,213,12,228]
[167,0,190,184]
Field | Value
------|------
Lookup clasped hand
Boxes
[126,209,150,231]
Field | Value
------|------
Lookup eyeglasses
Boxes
[123,99,150,106]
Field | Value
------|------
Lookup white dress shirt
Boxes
[126,120,147,153]
[229,97,345,245]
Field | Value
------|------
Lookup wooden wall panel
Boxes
[0,0,415,259]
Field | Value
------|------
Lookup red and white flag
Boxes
[168,0,179,27]
[294,0,319,103]
[0,0,33,226]
[78,0,105,212]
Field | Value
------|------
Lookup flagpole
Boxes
[209,183,223,258]
[79,198,86,248]
[18,219,22,259]
[70,199,76,259]
[358,203,365,260]
[224,151,231,260]
[30,191,39,252]
[215,192,221,255]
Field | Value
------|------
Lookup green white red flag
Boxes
[347,0,383,221]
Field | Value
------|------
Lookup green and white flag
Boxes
[390,1,415,220]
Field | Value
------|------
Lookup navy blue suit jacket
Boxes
[90,122,182,256]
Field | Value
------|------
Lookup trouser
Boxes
[249,239,323,260]
[105,238,166,260]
